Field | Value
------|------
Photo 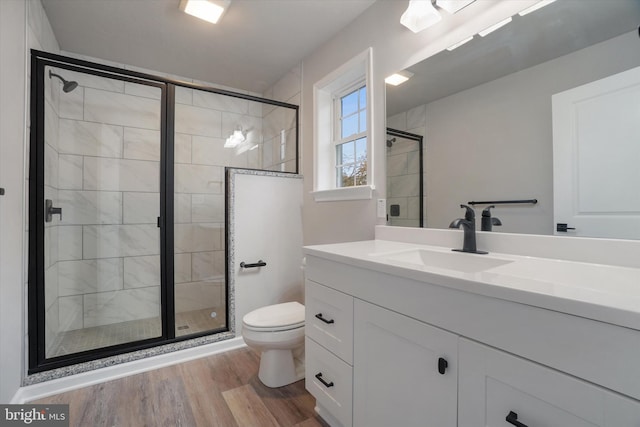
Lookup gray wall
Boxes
[422,30,640,234]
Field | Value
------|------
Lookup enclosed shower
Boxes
[386,128,424,227]
[29,51,298,372]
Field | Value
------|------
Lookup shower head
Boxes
[386,137,396,147]
[49,70,78,93]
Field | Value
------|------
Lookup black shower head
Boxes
[386,137,396,148]
[49,70,78,93]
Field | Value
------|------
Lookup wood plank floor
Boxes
[32,347,329,427]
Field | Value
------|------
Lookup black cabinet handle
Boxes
[506,411,528,427]
[240,260,267,269]
[438,357,448,375]
[556,223,576,232]
[0,188,5,195]
[315,313,335,324]
[315,372,334,388]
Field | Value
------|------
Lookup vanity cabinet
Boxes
[305,280,354,427]
[459,338,640,427]
[304,252,640,427]
[353,299,457,427]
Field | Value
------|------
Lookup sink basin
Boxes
[376,248,513,273]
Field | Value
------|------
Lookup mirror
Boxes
[386,0,640,238]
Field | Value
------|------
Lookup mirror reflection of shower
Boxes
[386,137,396,148]
[49,70,78,93]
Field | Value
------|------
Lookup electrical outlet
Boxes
[377,199,386,218]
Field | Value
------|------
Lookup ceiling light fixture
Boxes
[224,128,245,148]
[446,35,474,51]
[385,70,414,86]
[179,0,230,24]
[400,0,442,33]
[478,16,512,37]
[436,0,475,14]
[518,0,557,16]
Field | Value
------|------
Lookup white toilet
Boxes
[241,301,305,388]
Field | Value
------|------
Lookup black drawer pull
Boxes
[438,357,448,375]
[315,372,334,388]
[315,313,335,324]
[506,411,528,427]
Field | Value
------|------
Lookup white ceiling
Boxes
[42,0,376,94]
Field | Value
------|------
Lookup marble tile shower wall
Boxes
[48,51,301,333]
[387,105,427,227]
[55,73,163,332]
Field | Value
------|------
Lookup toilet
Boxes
[241,301,305,388]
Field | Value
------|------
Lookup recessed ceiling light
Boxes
[385,71,414,86]
[518,0,557,16]
[446,35,474,51]
[179,0,230,24]
[478,16,512,37]
[436,0,475,14]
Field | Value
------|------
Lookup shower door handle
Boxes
[45,199,62,222]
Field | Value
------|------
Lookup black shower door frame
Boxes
[28,50,300,373]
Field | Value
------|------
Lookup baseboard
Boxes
[12,337,246,403]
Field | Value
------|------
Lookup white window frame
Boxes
[312,48,374,202]
[333,81,367,188]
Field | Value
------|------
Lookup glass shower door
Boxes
[42,65,164,358]
[386,129,424,228]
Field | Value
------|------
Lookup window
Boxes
[313,48,373,202]
[335,85,367,187]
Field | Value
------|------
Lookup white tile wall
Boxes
[191,251,225,281]
[83,157,159,192]
[174,223,222,253]
[83,287,160,327]
[58,155,83,190]
[59,86,84,120]
[58,258,123,296]
[123,255,160,289]
[193,90,249,115]
[58,226,83,261]
[191,194,224,223]
[122,127,160,161]
[83,224,159,259]
[59,119,123,158]
[174,133,192,164]
[122,192,159,224]
[175,281,223,313]
[58,295,83,331]
[84,88,160,130]
[174,164,223,194]
[175,103,222,137]
[58,190,122,224]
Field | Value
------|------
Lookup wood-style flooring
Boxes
[32,347,328,427]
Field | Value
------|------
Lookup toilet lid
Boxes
[243,302,305,330]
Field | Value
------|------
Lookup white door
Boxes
[353,299,458,427]
[229,169,303,335]
[552,66,640,239]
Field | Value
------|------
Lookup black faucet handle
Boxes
[482,205,496,217]
[459,204,475,221]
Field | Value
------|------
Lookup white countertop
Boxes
[304,239,640,331]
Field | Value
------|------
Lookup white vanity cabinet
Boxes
[305,280,354,427]
[303,251,640,427]
[353,299,457,427]
[459,338,640,427]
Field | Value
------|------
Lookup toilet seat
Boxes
[243,301,305,332]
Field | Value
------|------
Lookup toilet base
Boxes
[258,347,305,388]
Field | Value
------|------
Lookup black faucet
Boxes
[481,205,502,232]
[449,204,488,254]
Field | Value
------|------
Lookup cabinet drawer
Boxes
[459,338,640,427]
[305,337,353,427]
[306,279,354,363]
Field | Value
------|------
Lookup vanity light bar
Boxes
[447,35,474,51]
[518,0,557,16]
[478,16,512,37]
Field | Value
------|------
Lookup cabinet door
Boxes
[353,299,457,427]
[459,338,640,427]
